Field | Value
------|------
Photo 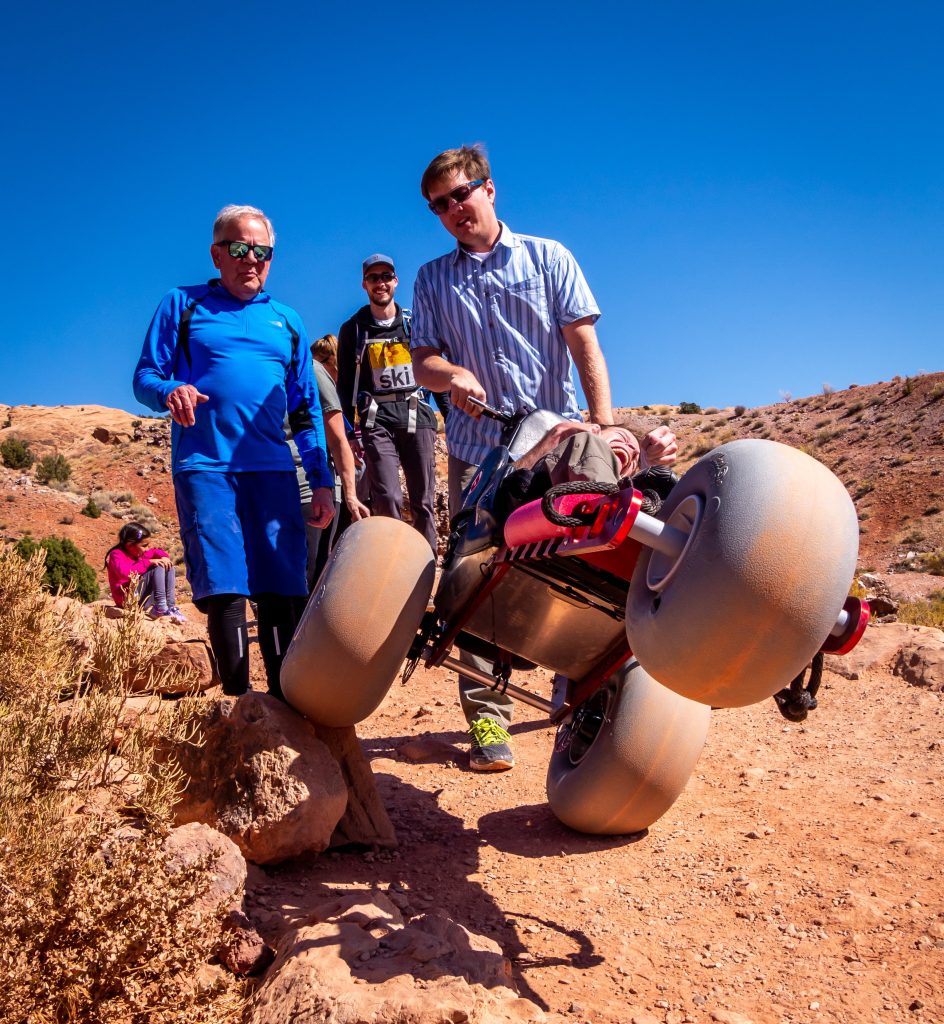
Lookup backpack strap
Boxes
[176,298,201,370]
[177,283,299,370]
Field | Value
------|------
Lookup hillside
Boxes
[1,371,941,600]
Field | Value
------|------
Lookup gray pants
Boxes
[448,454,515,730]
[364,422,438,552]
[137,563,177,612]
[447,433,622,730]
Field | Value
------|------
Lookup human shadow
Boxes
[254,776,602,1010]
[359,715,552,768]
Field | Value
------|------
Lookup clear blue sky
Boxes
[3,1,940,414]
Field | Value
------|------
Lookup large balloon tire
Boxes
[281,518,435,726]
[626,439,859,708]
[546,661,709,835]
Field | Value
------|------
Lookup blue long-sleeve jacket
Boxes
[133,280,332,491]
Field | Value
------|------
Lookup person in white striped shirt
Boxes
[412,144,675,772]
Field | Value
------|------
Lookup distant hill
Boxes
[1,371,942,600]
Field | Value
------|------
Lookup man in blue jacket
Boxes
[134,204,334,698]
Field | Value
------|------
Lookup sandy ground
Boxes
[250,646,944,1024]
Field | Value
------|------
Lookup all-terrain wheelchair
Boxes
[282,404,869,835]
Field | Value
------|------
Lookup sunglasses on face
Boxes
[427,179,486,215]
[364,271,396,284]
[216,240,274,262]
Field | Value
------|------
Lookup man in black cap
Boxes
[336,254,441,551]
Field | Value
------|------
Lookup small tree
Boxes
[678,401,702,415]
[14,535,99,602]
[80,496,101,518]
[35,453,72,485]
[1,436,34,470]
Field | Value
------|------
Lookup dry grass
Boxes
[0,545,243,1023]
[897,591,944,629]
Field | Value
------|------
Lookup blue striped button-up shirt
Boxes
[411,222,601,466]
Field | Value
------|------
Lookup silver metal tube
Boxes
[830,608,850,637]
[440,655,555,715]
[628,510,689,558]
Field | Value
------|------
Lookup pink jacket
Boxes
[106,547,169,606]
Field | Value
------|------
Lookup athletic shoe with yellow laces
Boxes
[468,718,515,771]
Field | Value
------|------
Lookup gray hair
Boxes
[212,204,276,245]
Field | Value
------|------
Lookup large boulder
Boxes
[248,892,546,1024]
[171,693,349,865]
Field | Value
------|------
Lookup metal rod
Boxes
[628,509,688,557]
[440,655,555,715]
[830,607,850,636]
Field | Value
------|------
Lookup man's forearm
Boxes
[413,348,460,391]
[324,413,357,500]
[563,319,614,425]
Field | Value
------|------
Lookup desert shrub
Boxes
[929,383,944,402]
[60,515,74,525]
[855,480,875,499]
[131,419,142,429]
[732,405,746,418]
[897,591,944,628]
[920,550,944,576]
[822,383,835,395]
[924,504,941,517]
[0,546,242,1023]
[35,452,72,485]
[81,497,102,518]
[903,376,915,396]
[678,401,701,414]
[14,535,99,603]
[0,435,34,470]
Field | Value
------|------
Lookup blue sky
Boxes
[3,1,940,414]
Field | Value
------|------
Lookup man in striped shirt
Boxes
[412,144,670,772]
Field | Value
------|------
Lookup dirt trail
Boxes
[253,652,944,1024]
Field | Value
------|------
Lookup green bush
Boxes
[14,536,99,602]
[0,436,34,470]
[34,453,72,485]
[80,497,101,518]
[678,401,702,414]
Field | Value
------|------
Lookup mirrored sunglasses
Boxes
[217,240,274,261]
[427,179,486,215]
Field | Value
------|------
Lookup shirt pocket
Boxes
[497,274,550,331]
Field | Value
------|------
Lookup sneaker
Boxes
[468,718,515,772]
[147,606,170,620]
[167,606,187,624]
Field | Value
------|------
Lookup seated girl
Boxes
[105,522,186,623]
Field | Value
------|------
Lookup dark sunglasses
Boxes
[365,271,396,284]
[216,239,274,262]
[427,179,486,215]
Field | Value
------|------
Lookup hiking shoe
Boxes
[468,718,515,771]
[167,606,187,624]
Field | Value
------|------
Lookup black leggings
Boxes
[205,593,307,698]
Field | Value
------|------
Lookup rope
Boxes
[541,481,619,528]
[773,652,824,722]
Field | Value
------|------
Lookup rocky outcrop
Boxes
[170,693,350,865]
[892,633,944,691]
[248,891,546,1024]
[827,621,944,690]
[163,822,274,975]
[856,572,898,618]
